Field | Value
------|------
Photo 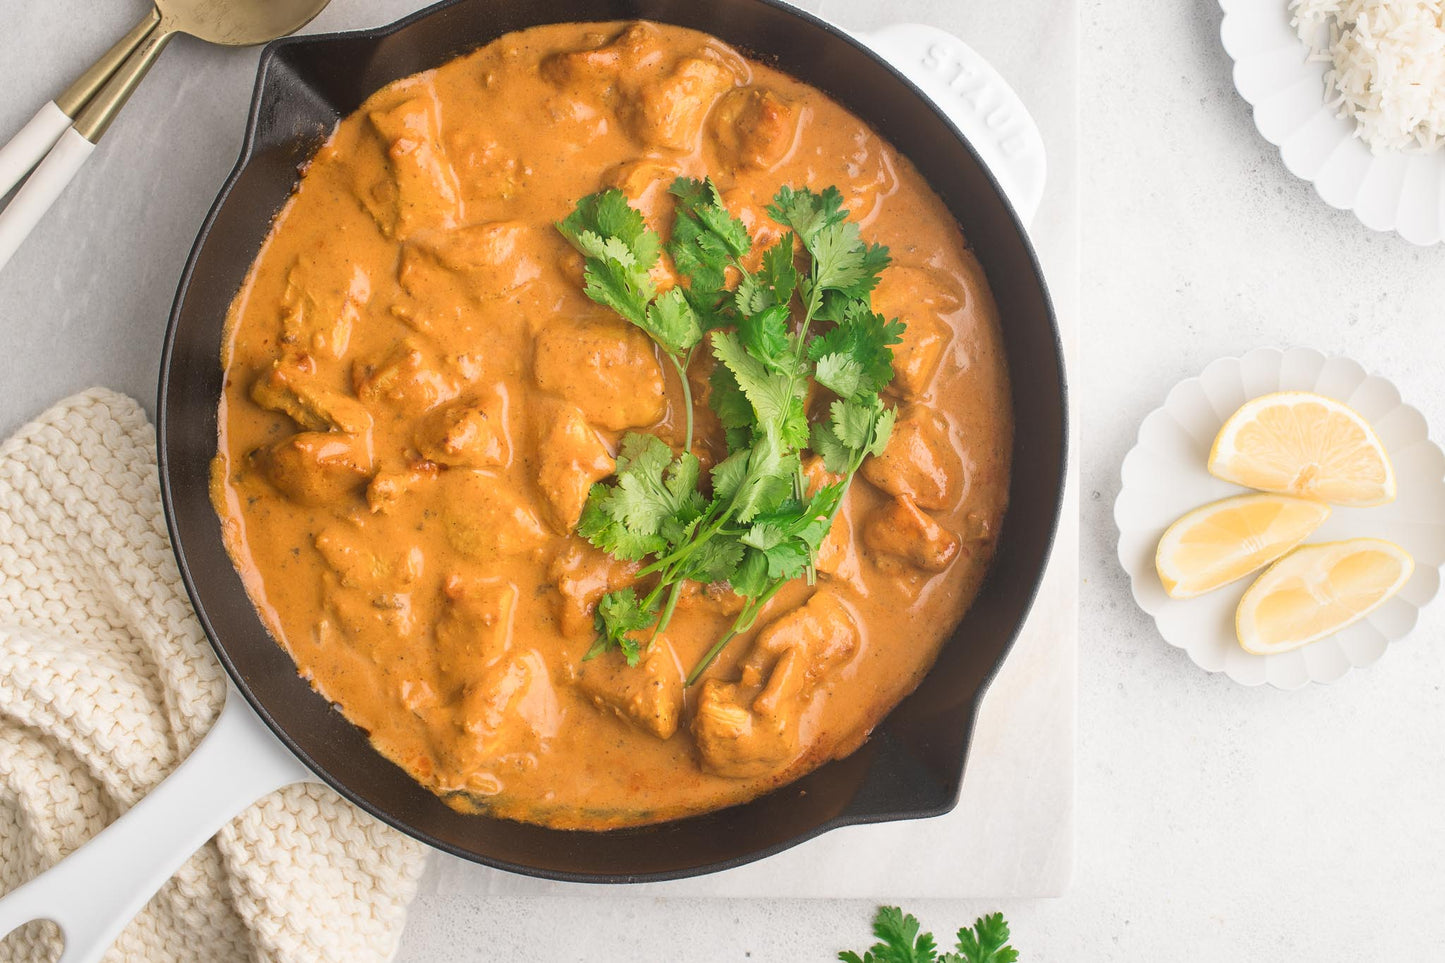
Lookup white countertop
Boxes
[3,0,1443,959]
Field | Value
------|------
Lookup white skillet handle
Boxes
[0,102,73,199]
[0,686,315,963]
[0,127,94,271]
[852,23,1047,226]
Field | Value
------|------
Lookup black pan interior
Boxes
[158,0,1066,882]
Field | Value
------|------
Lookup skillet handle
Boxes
[0,685,314,963]
[852,23,1047,226]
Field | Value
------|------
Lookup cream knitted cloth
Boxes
[0,389,428,962]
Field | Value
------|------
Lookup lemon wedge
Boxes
[1236,538,1414,655]
[1155,493,1331,599]
[1208,391,1396,506]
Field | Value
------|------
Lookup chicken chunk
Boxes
[535,400,615,533]
[438,649,561,796]
[250,359,373,435]
[860,406,966,511]
[693,591,859,778]
[439,470,548,563]
[366,462,438,514]
[620,56,736,151]
[710,86,802,171]
[405,221,543,301]
[540,22,667,88]
[278,253,371,360]
[250,431,374,507]
[742,590,859,682]
[870,266,958,400]
[321,579,418,654]
[863,495,961,574]
[434,575,518,683]
[532,317,665,430]
[575,639,683,740]
[366,87,462,239]
[601,156,684,231]
[692,679,799,779]
[353,337,460,416]
[548,542,636,638]
[414,392,512,470]
[314,522,424,591]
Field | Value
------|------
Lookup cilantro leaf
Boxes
[814,352,865,398]
[735,234,799,316]
[868,405,897,457]
[668,176,751,300]
[576,236,654,326]
[953,914,1018,963]
[578,435,704,562]
[642,285,703,355]
[558,191,663,332]
[558,188,661,267]
[711,330,809,451]
[728,547,771,598]
[767,185,848,247]
[737,303,793,372]
[684,534,746,584]
[809,420,852,473]
[589,588,656,666]
[710,449,751,501]
[807,299,906,399]
[810,220,891,300]
[832,398,877,450]
[708,363,756,453]
[724,428,798,523]
[839,907,940,963]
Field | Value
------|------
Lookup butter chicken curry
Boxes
[212,21,1012,829]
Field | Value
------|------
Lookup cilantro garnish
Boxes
[555,177,899,679]
[840,907,1020,963]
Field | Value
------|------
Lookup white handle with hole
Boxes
[0,127,94,270]
[0,686,315,963]
[0,102,72,199]
[853,23,1047,226]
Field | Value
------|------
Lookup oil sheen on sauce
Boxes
[212,20,1013,830]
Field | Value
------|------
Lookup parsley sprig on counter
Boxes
[556,177,901,683]
[840,907,1019,963]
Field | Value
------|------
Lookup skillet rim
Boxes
[157,0,1069,883]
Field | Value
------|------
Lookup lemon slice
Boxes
[1155,493,1330,599]
[1208,391,1396,506]
[1236,538,1414,655]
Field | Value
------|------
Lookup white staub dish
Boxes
[1115,346,1445,689]
[1219,0,1445,246]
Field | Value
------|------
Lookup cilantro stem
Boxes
[653,579,684,636]
[684,580,786,686]
[669,352,695,453]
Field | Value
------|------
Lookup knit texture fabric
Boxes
[0,389,428,962]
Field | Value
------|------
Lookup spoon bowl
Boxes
[158,0,335,47]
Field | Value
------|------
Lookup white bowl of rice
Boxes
[1220,0,1445,245]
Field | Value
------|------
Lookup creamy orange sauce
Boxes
[212,21,1012,829]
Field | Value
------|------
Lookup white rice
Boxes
[1290,0,1445,153]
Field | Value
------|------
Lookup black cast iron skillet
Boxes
[158,0,1066,882]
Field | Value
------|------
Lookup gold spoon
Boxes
[0,0,334,270]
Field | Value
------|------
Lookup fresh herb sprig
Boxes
[840,907,1019,963]
[557,177,901,682]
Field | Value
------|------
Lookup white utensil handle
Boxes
[853,23,1048,226]
[0,686,314,963]
[0,101,72,199]
[0,127,94,271]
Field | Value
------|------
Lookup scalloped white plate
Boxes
[1220,0,1445,246]
[1115,347,1445,688]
